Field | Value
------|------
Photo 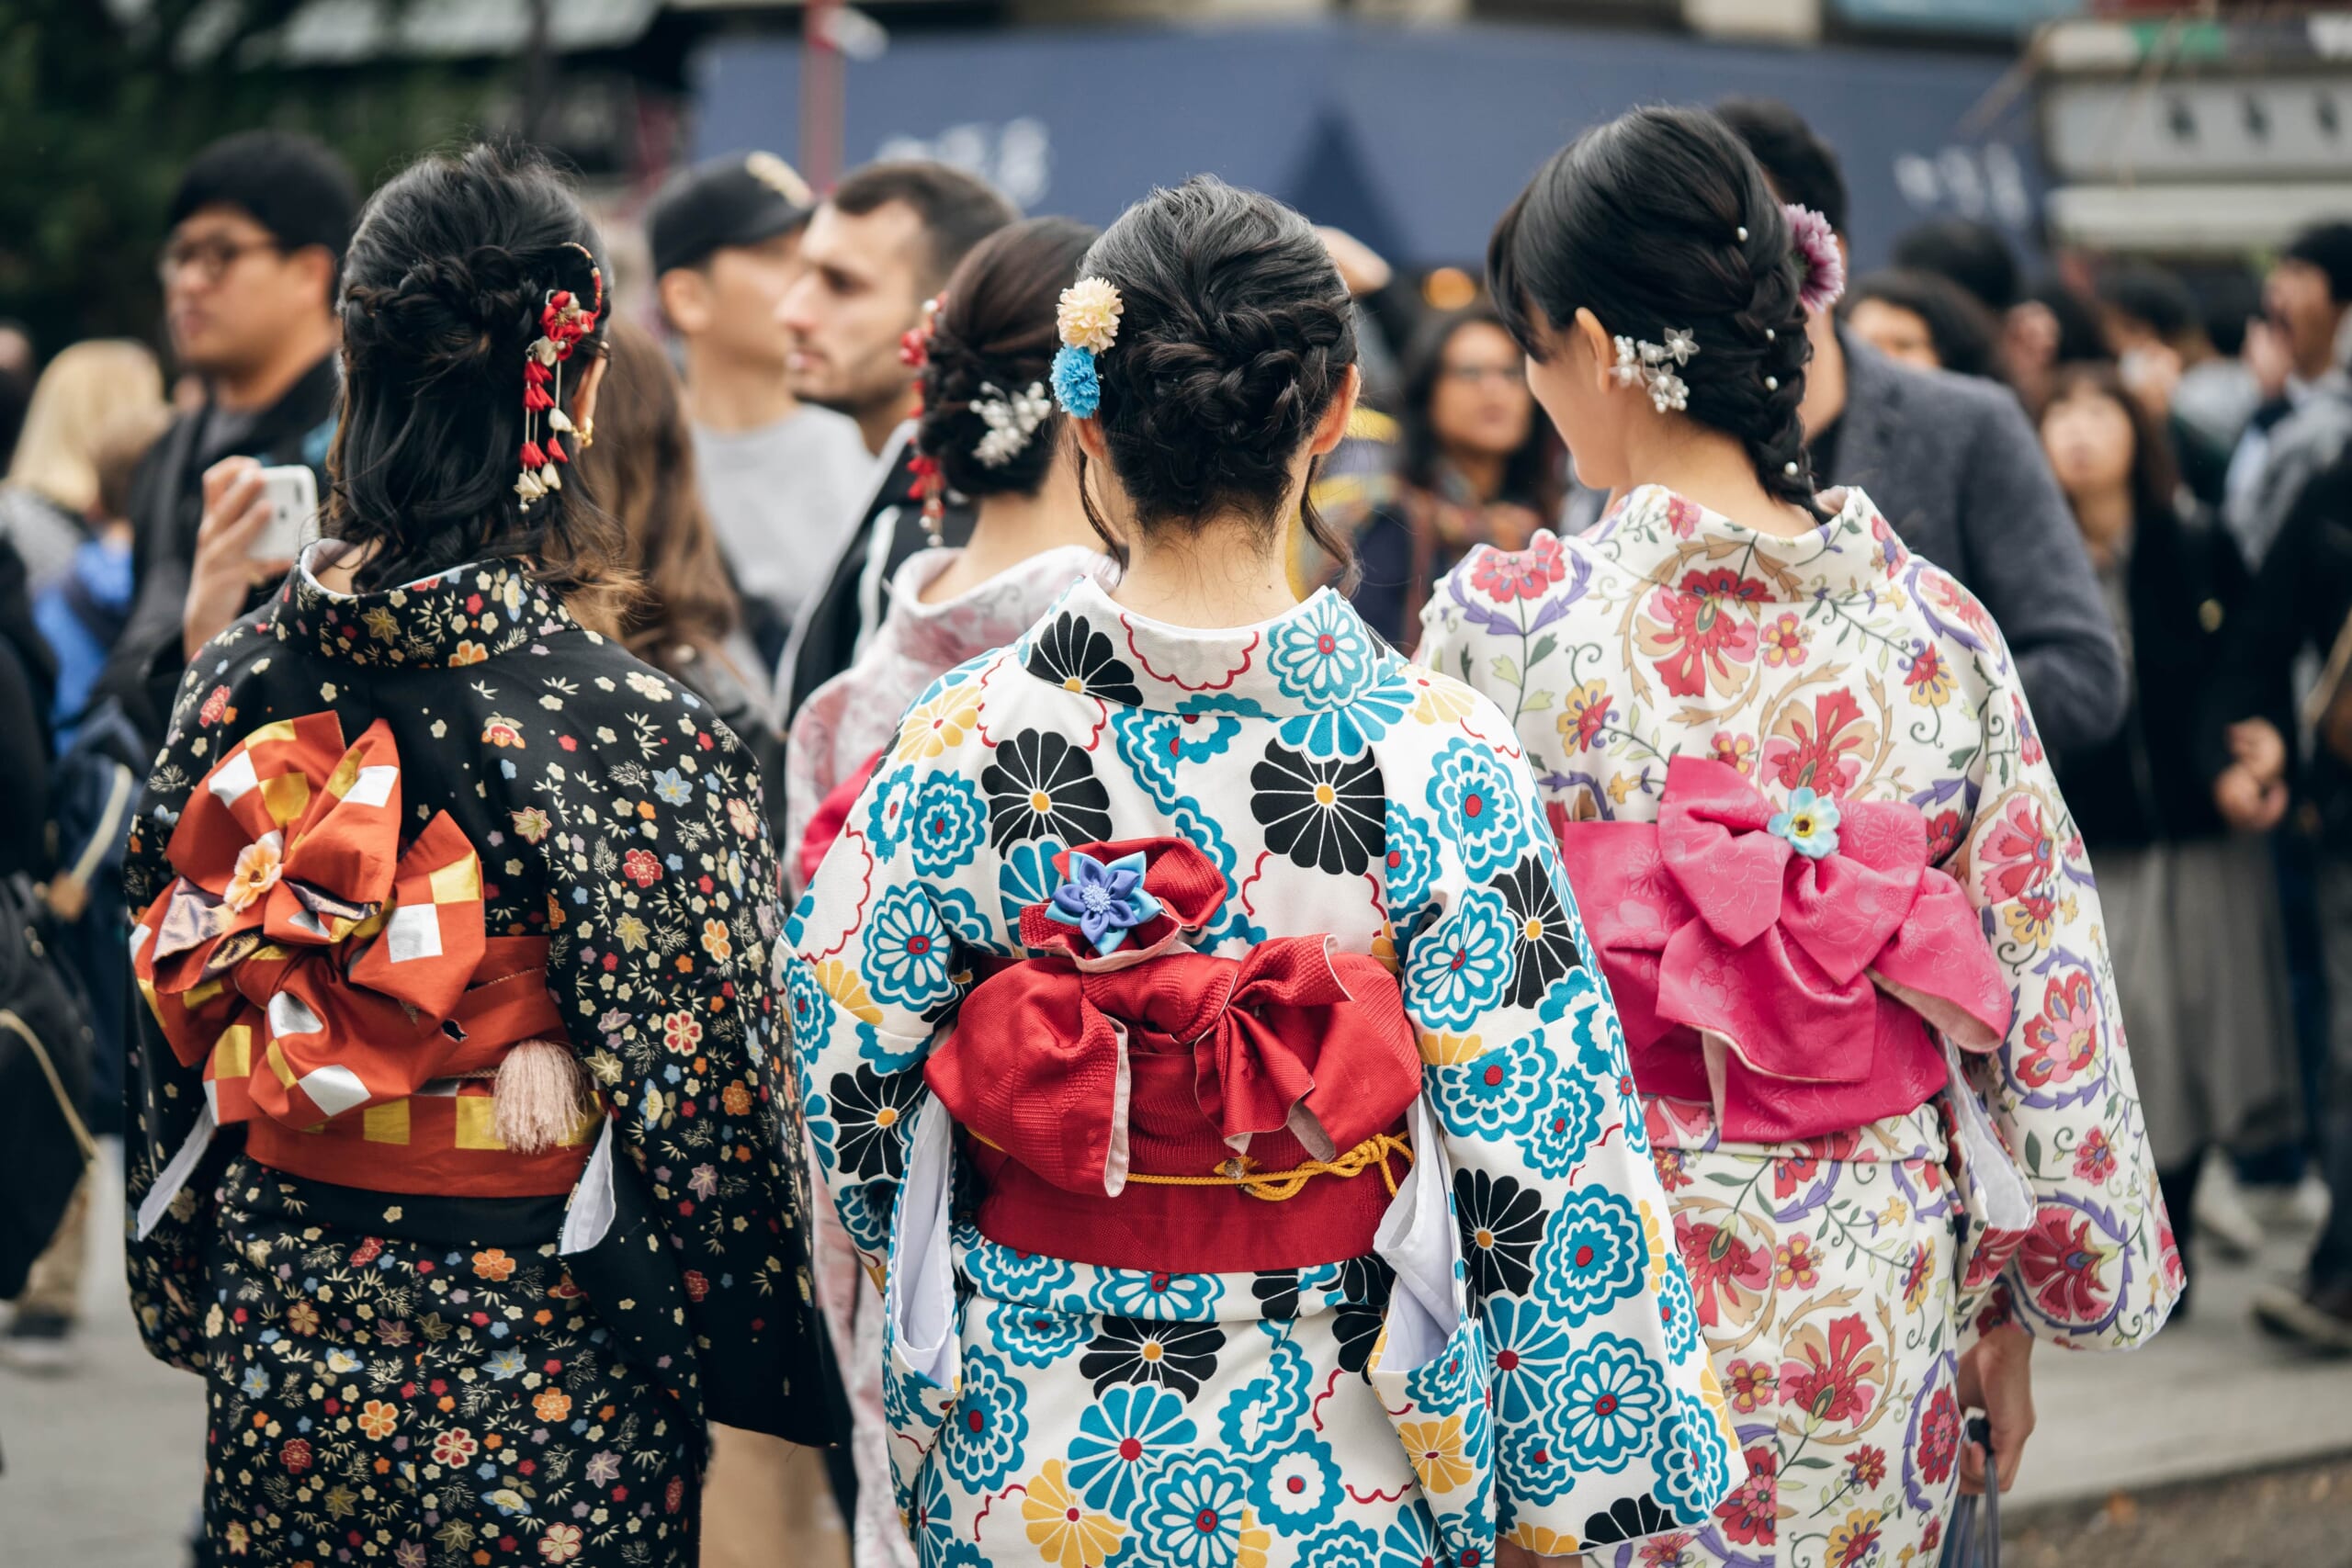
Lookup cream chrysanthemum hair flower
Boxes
[1057,277,1124,354]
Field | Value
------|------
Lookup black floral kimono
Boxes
[123,548,845,1567]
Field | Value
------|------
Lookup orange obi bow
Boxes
[132,712,565,1133]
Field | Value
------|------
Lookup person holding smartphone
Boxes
[93,130,355,752]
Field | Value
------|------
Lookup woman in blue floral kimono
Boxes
[775,175,1737,1568]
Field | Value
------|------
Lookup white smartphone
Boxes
[251,465,319,561]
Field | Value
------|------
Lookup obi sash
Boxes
[923,838,1421,1272]
[1555,754,2011,1144]
[131,711,594,1200]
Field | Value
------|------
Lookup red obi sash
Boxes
[1555,755,2010,1144]
[924,838,1421,1272]
[133,712,593,1198]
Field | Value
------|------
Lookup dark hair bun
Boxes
[917,216,1097,502]
[1489,106,1820,513]
[332,142,615,595]
[1080,177,1358,563]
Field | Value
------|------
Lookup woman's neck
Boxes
[916,463,1099,605]
[2070,484,2135,567]
[1112,513,1298,629]
[1621,419,1818,538]
[1442,446,1507,503]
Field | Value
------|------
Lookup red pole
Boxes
[802,0,844,192]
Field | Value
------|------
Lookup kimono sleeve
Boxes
[1947,588,2182,1349]
[542,736,836,1436]
[770,666,998,1285]
[119,657,237,1373]
[1397,709,1738,1544]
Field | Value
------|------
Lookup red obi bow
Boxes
[133,712,563,1131]
[1555,755,2009,1143]
[925,838,1420,1194]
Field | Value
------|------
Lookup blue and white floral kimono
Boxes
[773,577,1737,1565]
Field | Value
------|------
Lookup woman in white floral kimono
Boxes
[775,175,1737,1568]
[1423,107,2179,1568]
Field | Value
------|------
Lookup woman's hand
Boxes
[183,456,292,659]
[1955,1322,2033,1495]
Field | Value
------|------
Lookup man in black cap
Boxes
[650,152,873,670]
[96,129,356,750]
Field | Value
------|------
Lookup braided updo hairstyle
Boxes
[1073,176,1358,577]
[1488,106,1821,513]
[917,216,1098,501]
[330,143,622,595]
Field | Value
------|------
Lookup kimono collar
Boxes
[1590,482,1910,602]
[1020,575,1404,715]
[271,542,580,669]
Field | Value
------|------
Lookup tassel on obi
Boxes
[495,1038,590,1154]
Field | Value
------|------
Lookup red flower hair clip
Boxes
[516,242,604,510]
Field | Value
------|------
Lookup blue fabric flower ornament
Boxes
[1767,786,1841,859]
[1050,344,1101,418]
[1046,847,1162,953]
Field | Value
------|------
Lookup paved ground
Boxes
[10,1149,2352,1564]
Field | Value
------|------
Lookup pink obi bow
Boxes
[1555,755,2010,1143]
[924,838,1419,1195]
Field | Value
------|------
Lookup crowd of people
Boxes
[0,85,2346,1568]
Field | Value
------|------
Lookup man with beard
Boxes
[775,161,1015,720]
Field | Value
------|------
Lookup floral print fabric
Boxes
[124,548,843,1563]
[1419,487,2180,1551]
[1419,486,2177,1348]
[777,575,1738,1562]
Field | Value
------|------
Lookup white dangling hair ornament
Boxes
[494,1038,591,1154]
[970,380,1055,468]
[1611,328,1699,413]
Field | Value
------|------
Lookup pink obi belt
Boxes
[923,838,1420,1274]
[1554,755,2011,1145]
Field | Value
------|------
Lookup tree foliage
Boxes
[0,0,508,356]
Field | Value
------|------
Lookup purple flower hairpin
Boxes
[1046,849,1164,954]
[1783,203,1846,314]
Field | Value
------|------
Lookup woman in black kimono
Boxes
[122,143,844,1567]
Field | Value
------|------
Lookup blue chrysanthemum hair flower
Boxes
[1050,276,1123,418]
[1050,344,1100,418]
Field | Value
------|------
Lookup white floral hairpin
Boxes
[971,380,1054,468]
[1611,328,1698,413]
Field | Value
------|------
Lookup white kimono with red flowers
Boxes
[1420,485,2178,1567]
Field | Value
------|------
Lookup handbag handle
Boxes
[1941,1414,2000,1567]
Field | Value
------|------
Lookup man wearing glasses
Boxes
[97,130,356,749]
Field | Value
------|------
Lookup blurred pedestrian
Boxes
[1716,98,2125,755]
[0,339,165,592]
[30,400,171,746]
[2040,363,2290,1315]
[1335,304,1564,646]
[0,320,36,475]
[647,152,873,670]
[1842,267,2002,380]
[93,130,354,750]
[575,319,786,827]
[1892,214,2022,318]
[121,143,845,1563]
[2223,221,2352,569]
[1437,106,2179,1562]
[787,214,1109,1568]
[2097,261,2256,509]
[775,161,1016,719]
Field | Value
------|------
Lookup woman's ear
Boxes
[571,352,609,434]
[1071,412,1110,466]
[1572,308,1615,394]
[1308,363,1363,457]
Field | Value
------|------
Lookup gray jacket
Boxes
[1825,334,2126,756]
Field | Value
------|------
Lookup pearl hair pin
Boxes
[1785,461,1800,477]
[1766,377,1779,390]
[1736,225,1749,242]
